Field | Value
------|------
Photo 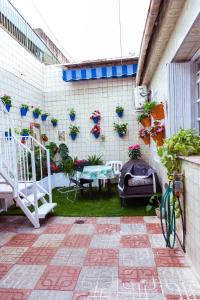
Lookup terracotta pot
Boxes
[140,116,151,127]
[156,131,165,146]
[141,135,150,145]
[151,103,164,120]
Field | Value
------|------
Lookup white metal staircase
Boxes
[0,100,56,228]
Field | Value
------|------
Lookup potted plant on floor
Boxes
[32,107,42,119]
[150,123,165,146]
[20,128,30,142]
[139,128,150,145]
[69,124,80,140]
[20,104,29,117]
[1,95,12,112]
[116,106,124,118]
[137,113,151,127]
[69,108,76,121]
[146,194,164,218]
[114,123,128,138]
[51,118,58,127]
[90,110,101,124]
[91,124,101,139]
[128,144,141,159]
[41,112,49,121]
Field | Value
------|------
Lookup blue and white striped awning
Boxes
[62,64,137,82]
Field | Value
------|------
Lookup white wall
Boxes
[0,28,45,133]
[44,65,140,163]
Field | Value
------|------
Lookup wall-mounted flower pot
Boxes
[93,132,100,139]
[33,112,39,119]
[20,107,28,117]
[140,116,151,127]
[141,135,150,145]
[69,114,76,121]
[22,133,29,141]
[4,131,12,140]
[93,116,99,124]
[41,114,48,121]
[70,133,77,140]
[5,104,11,112]
[118,132,125,138]
[151,103,164,120]
[155,132,165,146]
[117,111,123,118]
[51,121,57,127]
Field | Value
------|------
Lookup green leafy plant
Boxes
[51,118,58,123]
[144,101,156,113]
[59,143,69,160]
[41,112,49,116]
[69,124,80,134]
[69,108,76,116]
[137,113,149,122]
[113,123,128,134]
[116,106,124,113]
[20,104,29,110]
[20,128,30,135]
[146,194,162,212]
[46,142,58,161]
[33,107,42,115]
[61,158,75,176]
[88,154,104,165]
[1,95,12,106]
[157,129,200,175]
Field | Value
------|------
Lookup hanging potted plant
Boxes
[137,113,151,127]
[32,107,42,119]
[41,134,48,142]
[114,123,128,138]
[4,128,12,140]
[116,106,124,118]
[91,124,101,139]
[69,124,80,140]
[41,112,49,121]
[139,128,150,145]
[128,144,141,159]
[1,95,12,112]
[20,128,30,142]
[51,118,58,127]
[20,104,29,117]
[151,102,164,120]
[90,110,101,124]
[69,108,76,121]
[150,123,165,146]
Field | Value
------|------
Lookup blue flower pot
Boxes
[5,131,12,140]
[117,111,123,118]
[69,114,75,121]
[118,132,125,138]
[93,116,99,124]
[20,107,28,117]
[5,104,11,112]
[22,133,29,141]
[94,132,100,139]
[70,133,77,140]
[52,121,57,127]
[41,114,48,121]
[33,112,39,119]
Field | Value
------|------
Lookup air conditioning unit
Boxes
[134,86,147,109]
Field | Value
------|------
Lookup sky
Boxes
[12,0,150,62]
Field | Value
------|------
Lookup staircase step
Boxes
[32,202,57,218]
[18,182,33,192]
[25,192,46,206]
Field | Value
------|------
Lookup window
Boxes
[196,62,200,135]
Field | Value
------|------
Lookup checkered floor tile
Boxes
[0,215,199,299]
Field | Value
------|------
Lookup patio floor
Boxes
[0,216,199,299]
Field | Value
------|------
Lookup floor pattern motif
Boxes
[0,215,199,299]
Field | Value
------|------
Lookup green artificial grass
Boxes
[1,185,155,217]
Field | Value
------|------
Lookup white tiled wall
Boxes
[44,66,140,163]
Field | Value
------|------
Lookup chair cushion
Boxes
[128,176,153,187]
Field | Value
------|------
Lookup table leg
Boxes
[107,179,111,194]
